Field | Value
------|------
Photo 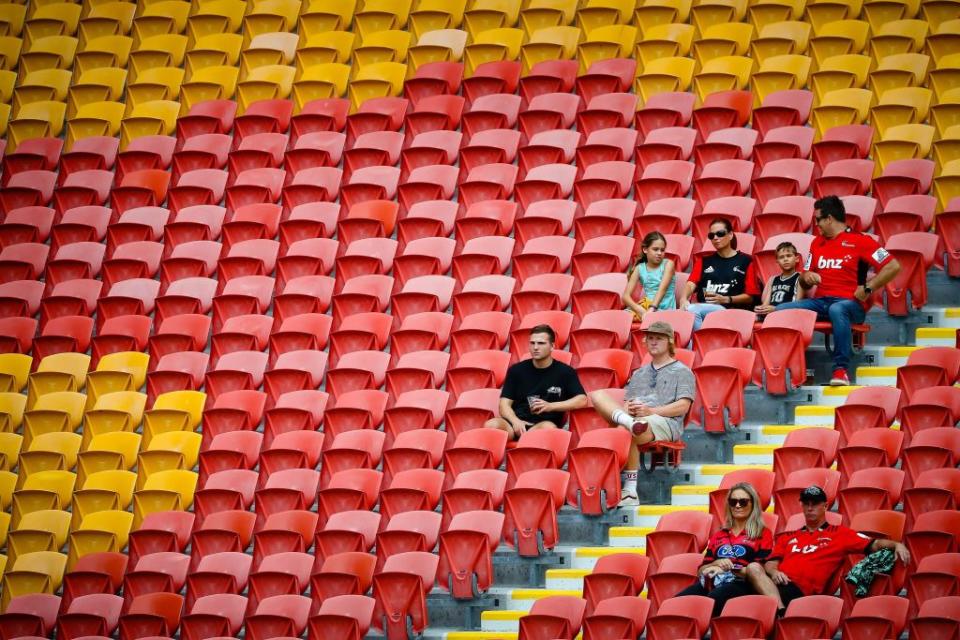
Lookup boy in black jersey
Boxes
[755,242,805,315]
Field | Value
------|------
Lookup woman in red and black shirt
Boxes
[675,482,774,617]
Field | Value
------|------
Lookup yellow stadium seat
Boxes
[296,31,355,67]
[8,100,66,150]
[693,55,753,101]
[25,3,82,47]
[690,0,749,35]
[869,52,929,99]
[809,19,869,66]
[927,18,960,65]
[520,0,578,34]
[751,21,811,63]
[931,53,960,101]
[634,0,692,34]
[0,4,26,38]
[67,100,124,147]
[133,468,197,527]
[576,24,636,72]
[133,0,190,42]
[0,36,23,70]
[348,61,406,109]
[520,26,582,74]
[299,0,357,37]
[921,0,960,30]
[578,0,633,33]
[408,29,468,68]
[244,0,302,39]
[12,470,75,526]
[0,512,10,549]
[187,0,246,43]
[693,21,753,65]
[873,122,935,168]
[67,510,133,568]
[0,432,21,471]
[812,87,875,137]
[932,88,960,137]
[811,53,873,101]
[129,34,187,78]
[870,87,931,138]
[125,66,184,111]
[0,471,15,512]
[137,430,201,488]
[410,0,467,39]
[635,23,694,67]
[748,0,806,30]
[75,34,133,75]
[752,54,812,102]
[121,98,182,145]
[18,431,81,478]
[20,35,77,75]
[935,159,960,211]
[353,29,411,67]
[355,0,413,39]
[863,0,920,32]
[142,390,205,446]
[0,393,26,434]
[805,0,865,32]
[237,64,295,110]
[0,69,14,103]
[464,0,522,39]
[0,355,32,394]
[68,67,127,118]
[241,31,298,74]
[77,431,141,482]
[23,392,85,446]
[28,353,89,408]
[870,18,928,61]
[292,62,350,106]
[185,32,242,75]
[72,469,136,528]
[86,352,149,406]
[1,551,67,609]
[464,27,523,75]
[82,391,147,449]
[635,55,696,101]
[79,1,136,43]
[7,510,70,565]
[933,124,960,172]
[179,65,238,111]
[0,103,9,137]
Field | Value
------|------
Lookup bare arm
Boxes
[621,265,645,316]
[498,397,528,428]
[636,397,692,419]
[760,277,773,306]
[679,279,697,308]
[869,538,911,564]
[868,258,901,291]
[764,558,791,584]
[540,394,588,414]
[649,259,676,310]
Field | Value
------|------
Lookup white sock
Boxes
[611,409,634,429]
[621,469,638,486]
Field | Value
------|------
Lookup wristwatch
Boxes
[863,285,873,294]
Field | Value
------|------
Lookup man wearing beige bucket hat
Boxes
[590,320,696,506]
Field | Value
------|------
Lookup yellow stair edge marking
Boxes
[734,444,778,454]
[761,424,831,435]
[609,526,655,537]
[917,327,958,338]
[481,610,526,621]
[637,504,708,515]
[822,385,861,395]
[546,568,590,579]
[447,633,518,639]
[795,406,835,416]
[575,547,646,557]
[883,346,918,357]
[510,589,581,600]
[672,485,716,495]
[699,463,772,474]
[945,309,960,318]
[855,366,898,377]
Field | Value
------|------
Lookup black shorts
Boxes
[777,581,805,607]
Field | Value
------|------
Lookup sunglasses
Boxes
[728,497,752,508]
[707,229,729,240]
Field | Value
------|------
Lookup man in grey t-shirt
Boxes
[590,320,696,506]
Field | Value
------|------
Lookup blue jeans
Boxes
[687,303,726,332]
[775,297,866,371]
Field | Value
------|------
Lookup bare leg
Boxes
[484,417,518,440]
[589,390,626,424]
[744,562,784,609]
[528,421,557,431]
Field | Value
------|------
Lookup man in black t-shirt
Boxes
[484,324,588,440]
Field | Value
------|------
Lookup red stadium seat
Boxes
[461,60,521,104]
[710,595,778,640]
[372,552,438,640]
[118,592,183,639]
[180,594,247,640]
[774,595,844,640]
[518,595,587,640]
[506,429,572,490]
[443,388,501,444]
[902,427,960,489]
[900,386,960,445]
[752,308,817,394]
[503,468,569,557]
[441,468,507,531]
[583,553,650,616]
[690,347,755,433]
[646,595,713,640]
[307,594,375,640]
[379,469,444,524]
[313,512,380,571]
[884,231,939,316]
[773,428,840,490]
[291,99,349,139]
[837,428,904,488]
[840,595,909,640]
[904,469,960,531]
[310,552,376,607]
[245,594,311,640]
[834,386,902,447]
[375,510,442,571]
[0,594,62,640]
[908,596,960,640]
[566,428,632,516]
[838,467,905,524]
[383,389,448,447]
[438,510,504,599]
[635,92,696,137]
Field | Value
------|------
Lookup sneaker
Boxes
[619,486,639,507]
[829,368,850,386]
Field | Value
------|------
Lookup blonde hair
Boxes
[725,482,766,539]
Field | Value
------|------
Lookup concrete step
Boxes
[734,443,777,465]
[632,504,708,528]
[795,405,835,425]
[854,366,897,387]
[445,633,517,640]
[933,307,960,329]
[544,568,590,590]
[562,545,646,570]
[608,525,653,548]
[916,326,958,346]
[696,463,772,485]
[671,484,715,506]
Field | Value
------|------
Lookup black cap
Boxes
[799,486,828,503]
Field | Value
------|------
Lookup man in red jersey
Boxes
[744,486,909,617]
[775,195,901,386]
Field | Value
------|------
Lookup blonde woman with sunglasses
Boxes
[674,481,774,617]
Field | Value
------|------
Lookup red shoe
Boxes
[829,368,850,386]
[632,420,649,435]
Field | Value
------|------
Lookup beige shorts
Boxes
[637,414,676,442]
